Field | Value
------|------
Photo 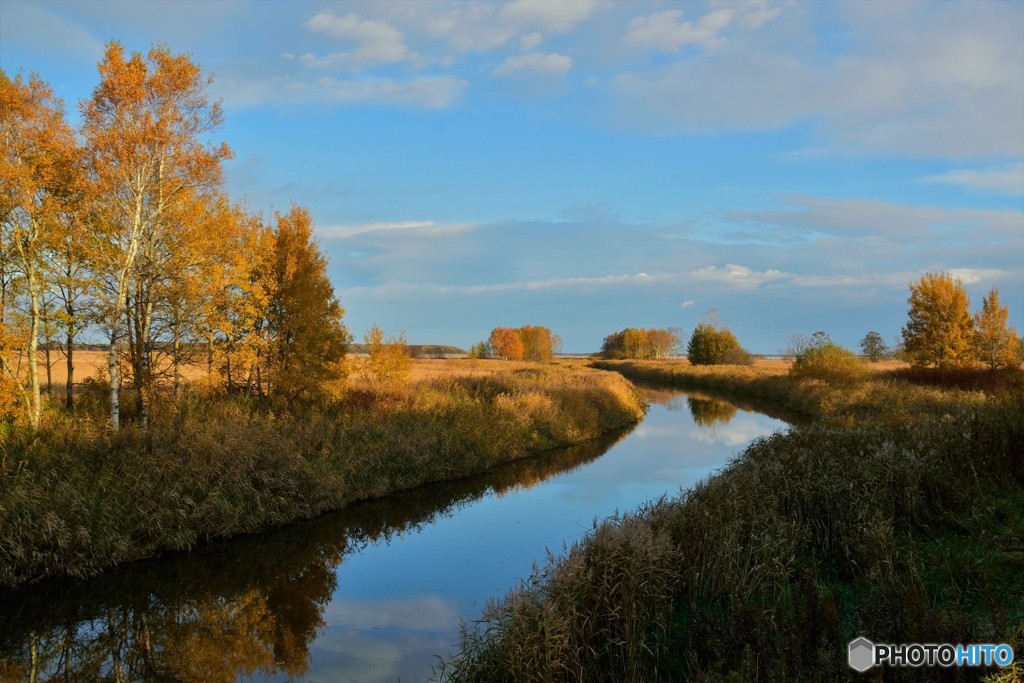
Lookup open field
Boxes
[0,360,645,587]
[445,361,1024,682]
[5,351,607,393]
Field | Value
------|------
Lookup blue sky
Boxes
[2,0,1022,352]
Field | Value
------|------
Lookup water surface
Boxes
[0,387,789,682]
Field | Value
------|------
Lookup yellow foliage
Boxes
[902,272,975,368]
[975,288,1020,370]
[362,324,411,391]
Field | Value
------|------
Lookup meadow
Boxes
[445,359,1024,682]
[0,358,645,587]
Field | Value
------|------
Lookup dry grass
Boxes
[3,350,208,388]
[0,361,645,587]
[444,361,1024,682]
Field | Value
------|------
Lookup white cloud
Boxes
[304,12,409,68]
[498,0,601,33]
[948,268,1012,286]
[681,300,696,308]
[427,0,600,51]
[493,51,573,77]
[919,163,1024,195]
[611,1,1024,158]
[624,9,734,52]
[690,263,788,289]
[318,220,477,239]
[735,0,785,28]
[520,32,543,51]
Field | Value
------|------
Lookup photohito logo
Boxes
[848,638,1015,671]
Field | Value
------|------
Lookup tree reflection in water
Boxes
[686,395,739,427]
[0,428,630,682]
[643,387,739,427]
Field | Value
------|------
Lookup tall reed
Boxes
[0,364,645,587]
[444,363,1024,681]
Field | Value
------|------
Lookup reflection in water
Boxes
[0,429,630,683]
[686,396,739,427]
[642,387,739,426]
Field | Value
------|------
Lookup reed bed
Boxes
[0,363,645,587]
[444,362,1024,682]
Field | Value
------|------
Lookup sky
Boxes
[1,0,1022,353]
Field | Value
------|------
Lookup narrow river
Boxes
[0,386,790,682]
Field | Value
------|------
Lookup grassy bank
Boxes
[445,360,1024,682]
[0,362,644,588]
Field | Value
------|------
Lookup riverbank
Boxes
[445,360,1024,682]
[0,362,645,588]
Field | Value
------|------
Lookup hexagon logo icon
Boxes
[848,637,875,672]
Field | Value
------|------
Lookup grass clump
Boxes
[443,362,1024,681]
[0,362,644,587]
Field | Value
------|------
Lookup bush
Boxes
[789,343,864,384]
[687,324,748,365]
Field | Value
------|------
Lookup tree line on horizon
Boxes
[468,326,562,362]
[1,43,351,429]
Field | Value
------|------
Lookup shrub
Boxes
[789,343,864,384]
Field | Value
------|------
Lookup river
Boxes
[0,386,790,682]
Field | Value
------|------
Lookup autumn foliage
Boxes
[902,272,975,369]
[601,327,681,359]
[488,327,525,361]
[974,288,1020,370]
[361,323,411,391]
[1,44,350,426]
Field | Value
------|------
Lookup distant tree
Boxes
[974,288,1019,370]
[687,324,747,365]
[362,323,411,391]
[517,325,555,362]
[859,331,888,362]
[489,327,524,360]
[810,331,831,348]
[902,272,975,368]
[602,327,682,359]
[467,342,490,359]
[600,330,627,359]
[267,205,350,400]
[781,333,812,362]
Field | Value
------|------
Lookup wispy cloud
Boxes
[426,0,601,51]
[723,195,1024,245]
[493,51,573,77]
[218,74,467,109]
[624,8,734,52]
[919,163,1024,195]
[318,220,477,239]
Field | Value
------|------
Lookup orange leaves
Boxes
[489,327,525,361]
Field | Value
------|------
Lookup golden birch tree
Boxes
[81,41,230,428]
[0,69,79,427]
